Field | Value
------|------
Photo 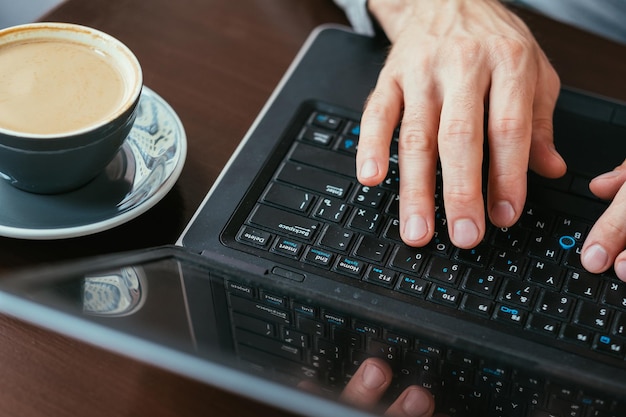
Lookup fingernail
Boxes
[492,201,516,226]
[582,244,609,272]
[360,159,379,180]
[615,261,626,281]
[361,363,386,389]
[401,388,432,417]
[452,218,479,248]
[404,215,428,242]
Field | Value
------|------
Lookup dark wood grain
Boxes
[0,1,624,416]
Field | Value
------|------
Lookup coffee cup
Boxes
[0,22,143,194]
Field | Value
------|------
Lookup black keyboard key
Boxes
[335,135,358,154]
[519,205,554,233]
[289,142,356,178]
[383,218,401,241]
[527,259,564,290]
[593,334,624,357]
[425,230,453,257]
[526,314,560,336]
[276,162,352,198]
[555,216,590,242]
[397,275,429,298]
[311,111,342,130]
[381,164,400,191]
[603,279,626,310]
[300,126,335,146]
[613,312,626,337]
[565,270,601,300]
[249,204,319,241]
[493,304,527,326]
[537,290,576,320]
[461,294,493,317]
[491,250,527,277]
[314,196,349,223]
[559,324,592,346]
[492,226,529,252]
[499,279,537,308]
[428,284,461,307]
[528,233,563,262]
[563,246,585,270]
[319,225,354,252]
[264,183,315,212]
[272,237,304,257]
[354,235,389,262]
[463,268,503,299]
[303,247,334,267]
[547,395,585,417]
[364,266,397,288]
[455,244,491,268]
[237,226,273,248]
[333,256,366,277]
[352,185,387,209]
[425,256,463,286]
[390,245,428,274]
[574,301,612,331]
[348,206,383,233]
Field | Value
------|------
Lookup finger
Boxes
[397,83,440,247]
[589,161,626,200]
[384,386,436,417]
[485,41,536,228]
[437,49,489,249]
[615,251,626,282]
[527,52,567,179]
[340,357,392,408]
[581,181,626,277]
[357,71,403,187]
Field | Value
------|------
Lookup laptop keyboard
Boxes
[222,102,626,413]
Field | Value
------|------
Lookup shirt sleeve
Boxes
[333,0,376,37]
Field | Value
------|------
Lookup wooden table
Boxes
[0,1,624,416]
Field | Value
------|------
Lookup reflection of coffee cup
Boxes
[0,22,142,193]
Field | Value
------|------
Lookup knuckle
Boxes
[448,39,483,64]
[487,36,531,64]
[489,117,530,142]
[439,118,477,143]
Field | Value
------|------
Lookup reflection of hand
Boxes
[581,159,626,281]
[357,0,566,249]
[341,357,437,417]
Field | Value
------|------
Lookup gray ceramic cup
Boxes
[0,23,142,194]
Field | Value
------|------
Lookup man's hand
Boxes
[582,160,626,282]
[357,0,567,249]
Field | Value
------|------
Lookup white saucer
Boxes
[0,86,187,240]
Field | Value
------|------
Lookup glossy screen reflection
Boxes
[10,252,395,417]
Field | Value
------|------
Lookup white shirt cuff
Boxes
[333,0,376,37]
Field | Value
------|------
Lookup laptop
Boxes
[1,25,626,417]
